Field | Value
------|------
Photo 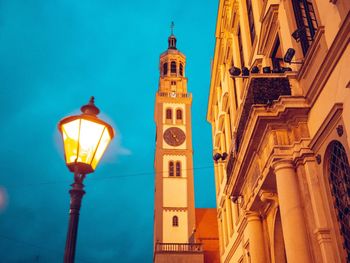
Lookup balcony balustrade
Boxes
[155,242,203,253]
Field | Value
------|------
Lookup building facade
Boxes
[153,29,219,263]
[207,1,350,262]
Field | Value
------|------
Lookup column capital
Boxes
[244,211,261,222]
[272,159,295,173]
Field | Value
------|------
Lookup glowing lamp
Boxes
[58,97,114,174]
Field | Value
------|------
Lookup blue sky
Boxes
[0,0,218,262]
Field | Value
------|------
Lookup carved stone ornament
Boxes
[336,125,344,137]
[316,154,322,164]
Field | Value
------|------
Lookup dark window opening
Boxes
[172,216,179,227]
[246,0,255,44]
[169,161,174,176]
[292,0,318,56]
[176,109,182,120]
[328,141,350,260]
[238,25,245,67]
[171,61,177,74]
[166,109,172,120]
[231,60,239,109]
[271,36,283,71]
[179,63,184,76]
[163,63,168,76]
[176,161,181,176]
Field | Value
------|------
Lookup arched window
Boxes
[179,63,184,76]
[327,140,350,259]
[172,216,179,227]
[163,63,168,75]
[176,109,182,120]
[169,161,174,176]
[166,109,172,120]
[170,61,176,74]
[176,161,181,176]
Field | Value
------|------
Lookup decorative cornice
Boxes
[163,207,188,212]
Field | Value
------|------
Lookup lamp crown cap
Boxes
[81,96,100,116]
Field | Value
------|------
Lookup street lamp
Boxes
[58,97,114,263]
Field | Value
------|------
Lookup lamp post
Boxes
[58,97,114,263]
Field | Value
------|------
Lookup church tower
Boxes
[153,24,202,262]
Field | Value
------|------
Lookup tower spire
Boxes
[168,22,177,50]
[170,21,175,35]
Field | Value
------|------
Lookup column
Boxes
[273,159,312,263]
[245,212,267,263]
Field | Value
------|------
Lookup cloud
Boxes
[0,186,8,213]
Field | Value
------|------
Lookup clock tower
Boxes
[153,25,201,262]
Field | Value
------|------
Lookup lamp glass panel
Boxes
[78,119,105,165]
[91,128,111,169]
[62,119,80,164]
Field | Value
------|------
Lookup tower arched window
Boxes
[179,63,184,76]
[326,140,350,259]
[163,63,168,76]
[176,109,182,121]
[176,161,181,176]
[169,161,174,176]
[166,108,172,121]
[172,215,179,227]
[170,61,177,74]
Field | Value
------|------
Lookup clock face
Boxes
[163,127,186,146]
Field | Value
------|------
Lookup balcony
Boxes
[154,243,204,263]
[155,242,203,253]
[226,76,291,181]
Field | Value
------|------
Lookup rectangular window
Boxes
[271,36,283,71]
[169,161,174,176]
[292,0,318,55]
[170,61,177,73]
[166,109,172,120]
[176,161,181,176]
[237,25,245,67]
[246,0,255,44]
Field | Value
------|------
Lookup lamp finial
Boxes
[81,96,100,116]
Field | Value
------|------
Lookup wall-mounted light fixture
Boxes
[241,67,250,77]
[213,152,228,162]
[263,66,271,73]
[229,66,258,78]
[251,66,259,74]
[229,66,241,77]
[291,28,305,42]
[283,48,303,64]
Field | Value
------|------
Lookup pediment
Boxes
[257,4,279,55]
